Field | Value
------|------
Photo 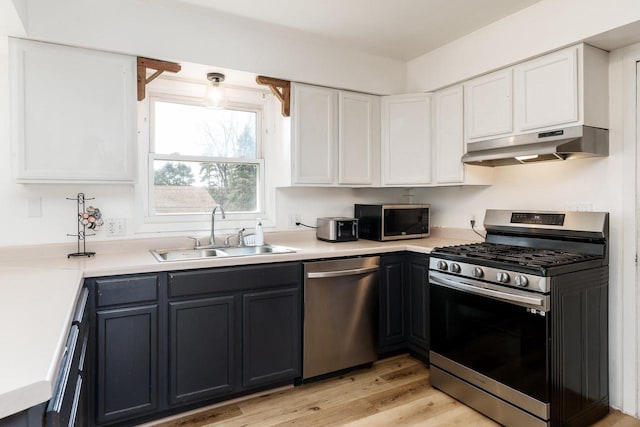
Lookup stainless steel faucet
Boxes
[210,205,226,245]
[224,228,247,247]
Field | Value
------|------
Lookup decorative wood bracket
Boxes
[137,57,182,101]
[256,76,291,117]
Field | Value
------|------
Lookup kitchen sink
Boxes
[220,245,293,256]
[150,244,295,262]
[151,247,226,262]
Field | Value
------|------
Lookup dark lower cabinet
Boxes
[243,287,301,389]
[168,296,237,405]
[87,263,303,426]
[379,253,429,361]
[96,305,158,424]
[406,254,429,359]
[379,254,407,353]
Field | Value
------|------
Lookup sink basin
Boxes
[150,244,295,262]
[221,245,295,256]
[151,248,226,262]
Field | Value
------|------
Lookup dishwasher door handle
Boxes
[306,266,379,279]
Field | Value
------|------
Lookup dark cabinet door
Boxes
[96,305,158,424]
[379,254,407,352]
[168,296,237,405]
[406,254,429,359]
[242,287,301,389]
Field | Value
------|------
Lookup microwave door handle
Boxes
[429,272,548,311]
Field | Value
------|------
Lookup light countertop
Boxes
[0,268,83,419]
[0,228,478,419]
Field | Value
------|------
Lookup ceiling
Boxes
[172,0,543,60]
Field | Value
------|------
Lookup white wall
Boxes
[407,0,640,92]
[275,187,406,229]
[24,0,405,95]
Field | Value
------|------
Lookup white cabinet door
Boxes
[515,46,578,131]
[434,85,464,184]
[464,68,513,141]
[291,83,338,185]
[10,38,136,182]
[381,94,432,186]
[338,91,379,185]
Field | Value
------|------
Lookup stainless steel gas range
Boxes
[429,209,609,427]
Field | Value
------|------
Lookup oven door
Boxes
[429,270,550,417]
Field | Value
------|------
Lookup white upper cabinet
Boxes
[291,83,338,185]
[463,44,608,145]
[514,44,608,133]
[434,86,464,184]
[338,91,380,185]
[291,83,379,186]
[515,46,578,131]
[381,94,432,186]
[433,85,494,186]
[464,69,513,142]
[10,38,137,183]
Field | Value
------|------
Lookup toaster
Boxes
[316,217,359,242]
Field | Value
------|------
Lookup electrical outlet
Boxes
[105,218,126,237]
[288,213,302,227]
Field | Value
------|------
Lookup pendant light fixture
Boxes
[204,72,227,109]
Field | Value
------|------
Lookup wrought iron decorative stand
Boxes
[67,193,96,258]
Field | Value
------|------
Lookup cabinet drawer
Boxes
[72,287,89,326]
[96,275,158,307]
[168,263,301,298]
[46,322,85,427]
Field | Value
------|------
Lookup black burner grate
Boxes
[432,242,600,269]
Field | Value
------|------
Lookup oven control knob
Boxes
[450,263,461,274]
[496,272,510,283]
[514,275,529,287]
[436,260,448,271]
[472,267,484,278]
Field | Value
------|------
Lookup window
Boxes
[134,75,277,235]
[149,96,264,218]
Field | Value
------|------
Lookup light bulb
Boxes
[204,72,227,109]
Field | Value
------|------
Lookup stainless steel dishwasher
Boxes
[303,256,379,379]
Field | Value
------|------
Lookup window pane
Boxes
[154,102,257,158]
[153,160,258,214]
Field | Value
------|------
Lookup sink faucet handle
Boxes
[187,236,201,248]
[237,228,247,247]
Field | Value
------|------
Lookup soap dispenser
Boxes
[255,218,264,245]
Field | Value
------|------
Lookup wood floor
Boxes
[148,355,640,427]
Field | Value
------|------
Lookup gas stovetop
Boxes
[433,242,600,267]
[431,242,605,277]
[431,209,609,278]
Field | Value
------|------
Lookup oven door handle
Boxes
[429,272,549,311]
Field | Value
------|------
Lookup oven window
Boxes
[431,284,550,403]
[383,208,428,236]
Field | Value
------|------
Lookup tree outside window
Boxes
[151,100,261,216]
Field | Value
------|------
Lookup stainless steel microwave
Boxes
[354,204,430,241]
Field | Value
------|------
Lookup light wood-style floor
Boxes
[149,355,640,427]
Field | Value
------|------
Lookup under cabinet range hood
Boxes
[462,125,609,167]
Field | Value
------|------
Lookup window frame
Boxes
[134,77,275,235]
